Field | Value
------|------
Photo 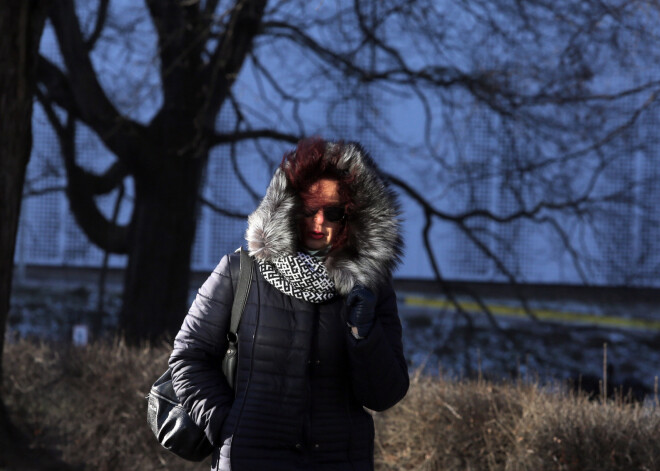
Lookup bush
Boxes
[3,340,660,470]
[374,371,660,470]
[3,339,209,470]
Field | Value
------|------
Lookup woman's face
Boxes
[299,178,345,251]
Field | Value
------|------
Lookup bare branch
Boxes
[263,20,467,86]
[22,185,66,198]
[81,161,130,196]
[37,56,78,114]
[145,0,207,110]
[45,0,145,164]
[210,129,299,146]
[198,195,248,219]
[84,0,109,51]
[35,87,130,254]
[225,96,265,203]
[201,0,269,126]
[421,209,474,330]
[537,215,590,284]
[455,219,539,321]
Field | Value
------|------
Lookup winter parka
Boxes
[169,141,409,471]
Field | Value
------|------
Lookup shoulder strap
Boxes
[229,247,253,336]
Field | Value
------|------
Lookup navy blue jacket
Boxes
[169,252,409,470]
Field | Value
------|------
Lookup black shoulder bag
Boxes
[146,248,254,461]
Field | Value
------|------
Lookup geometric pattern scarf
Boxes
[258,252,336,303]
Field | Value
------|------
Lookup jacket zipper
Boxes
[303,303,321,452]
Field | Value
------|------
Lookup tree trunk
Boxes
[119,151,205,344]
[0,0,49,465]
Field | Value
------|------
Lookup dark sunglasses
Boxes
[302,205,346,222]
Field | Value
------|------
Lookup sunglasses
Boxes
[302,205,346,222]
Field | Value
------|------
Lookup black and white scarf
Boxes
[258,252,336,303]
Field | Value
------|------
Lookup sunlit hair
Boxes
[281,137,355,252]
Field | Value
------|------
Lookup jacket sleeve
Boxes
[168,253,236,446]
[346,277,409,411]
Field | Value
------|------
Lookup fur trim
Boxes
[245,141,403,295]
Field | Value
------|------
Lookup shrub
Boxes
[3,339,209,470]
[3,340,660,470]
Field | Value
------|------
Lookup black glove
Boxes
[346,285,376,339]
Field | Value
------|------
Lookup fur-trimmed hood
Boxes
[245,141,403,296]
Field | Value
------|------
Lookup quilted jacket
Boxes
[169,140,408,470]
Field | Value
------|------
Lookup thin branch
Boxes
[226,96,262,203]
[263,20,469,86]
[84,0,109,51]
[201,0,269,126]
[199,195,249,219]
[210,129,299,146]
[421,209,474,330]
[455,219,539,322]
[537,215,590,284]
[22,185,66,198]
[387,171,633,227]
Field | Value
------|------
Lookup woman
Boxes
[169,137,409,470]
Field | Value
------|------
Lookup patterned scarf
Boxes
[258,252,336,303]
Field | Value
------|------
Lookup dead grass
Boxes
[374,370,660,471]
[3,339,660,470]
[3,339,210,470]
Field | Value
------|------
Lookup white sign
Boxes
[72,324,89,346]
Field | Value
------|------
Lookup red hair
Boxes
[282,137,355,252]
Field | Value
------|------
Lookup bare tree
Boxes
[0,0,52,465]
[33,0,660,345]
[37,0,286,343]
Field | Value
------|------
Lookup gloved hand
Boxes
[346,285,376,339]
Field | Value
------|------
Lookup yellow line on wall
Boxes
[403,295,660,331]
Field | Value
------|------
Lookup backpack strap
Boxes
[222,248,254,391]
[229,247,253,340]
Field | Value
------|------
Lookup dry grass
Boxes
[3,339,660,470]
[374,370,660,471]
[3,339,210,470]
